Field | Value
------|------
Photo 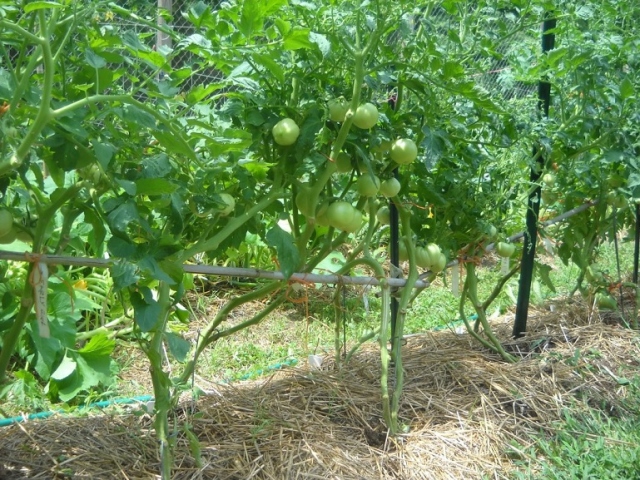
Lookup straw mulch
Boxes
[1,299,638,479]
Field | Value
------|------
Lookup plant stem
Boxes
[0,267,35,383]
[144,281,174,479]
[378,278,392,428]
[178,282,284,384]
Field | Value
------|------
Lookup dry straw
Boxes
[1,298,638,479]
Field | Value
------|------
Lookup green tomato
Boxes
[390,138,418,165]
[431,252,447,273]
[397,240,409,262]
[0,210,13,238]
[328,98,349,122]
[272,118,300,146]
[353,103,379,129]
[356,174,381,197]
[326,201,362,232]
[379,178,401,198]
[0,227,16,245]
[541,173,556,187]
[484,224,498,241]
[415,246,433,269]
[335,152,353,173]
[596,292,617,310]
[376,206,391,225]
[585,265,604,285]
[496,241,516,258]
[217,193,235,216]
[425,243,442,261]
[606,191,628,209]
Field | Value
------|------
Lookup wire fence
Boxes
[99,1,541,108]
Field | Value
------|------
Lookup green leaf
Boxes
[135,178,177,196]
[78,334,115,357]
[139,256,176,284]
[620,77,634,100]
[24,1,62,13]
[283,27,314,50]
[152,130,194,159]
[75,350,113,386]
[535,262,556,294]
[165,332,191,362]
[51,353,77,381]
[251,53,285,84]
[309,32,330,57]
[111,259,140,290]
[122,105,156,129]
[116,179,137,196]
[93,141,116,169]
[294,109,323,161]
[130,289,162,332]
[265,225,299,280]
[108,236,138,259]
[443,61,464,80]
[85,48,107,69]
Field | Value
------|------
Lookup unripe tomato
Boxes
[425,243,442,261]
[542,173,556,187]
[217,193,235,216]
[379,178,401,197]
[0,210,13,238]
[398,240,409,262]
[0,227,16,244]
[335,152,352,173]
[353,103,379,129]
[431,252,447,273]
[606,192,628,209]
[415,247,433,269]
[496,241,516,258]
[596,292,617,310]
[356,174,381,197]
[272,118,300,146]
[376,206,391,225]
[390,138,418,165]
[328,98,349,122]
[326,201,362,233]
[585,265,604,285]
[295,185,316,218]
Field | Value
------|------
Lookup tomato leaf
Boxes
[51,353,77,381]
[283,27,314,50]
[111,259,140,291]
[165,332,191,362]
[130,289,162,332]
[265,225,300,280]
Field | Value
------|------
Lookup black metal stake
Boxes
[513,17,556,339]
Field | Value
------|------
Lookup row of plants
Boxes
[0,0,638,476]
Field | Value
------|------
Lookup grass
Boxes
[510,377,640,480]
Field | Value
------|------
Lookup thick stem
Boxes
[389,203,419,432]
[378,279,392,429]
[466,263,516,363]
[145,281,174,479]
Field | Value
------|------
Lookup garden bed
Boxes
[1,299,638,479]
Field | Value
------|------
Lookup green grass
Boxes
[510,378,640,480]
